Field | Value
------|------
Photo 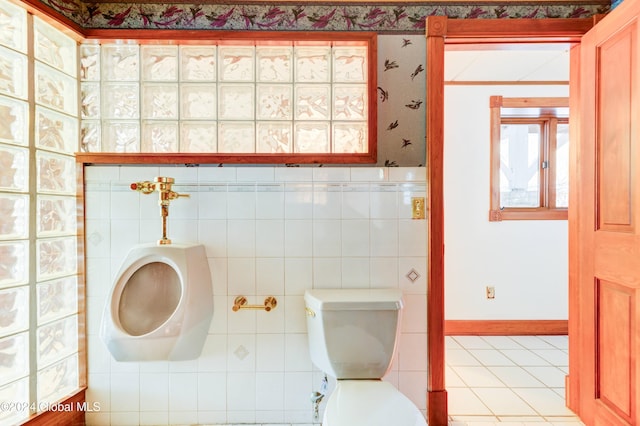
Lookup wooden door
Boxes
[571,1,640,424]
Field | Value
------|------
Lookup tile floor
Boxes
[446,335,584,426]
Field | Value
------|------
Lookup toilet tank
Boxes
[304,288,403,379]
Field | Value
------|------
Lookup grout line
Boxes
[447,335,581,424]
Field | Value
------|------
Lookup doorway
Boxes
[443,43,573,421]
[423,16,594,426]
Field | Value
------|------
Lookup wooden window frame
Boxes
[75,31,378,166]
[489,96,569,221]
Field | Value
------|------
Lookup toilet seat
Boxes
[323,380,427,426]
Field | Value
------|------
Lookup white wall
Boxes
[84,165,427,425]
[444,85,569,320]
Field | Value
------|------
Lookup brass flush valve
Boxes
[130,177,190,245]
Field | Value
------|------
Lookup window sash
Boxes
[489,96,569,221]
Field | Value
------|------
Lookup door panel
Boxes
[574,0,640,424]
[597,26,635,231]
[596,279,634,422]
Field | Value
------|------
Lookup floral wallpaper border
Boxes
[42,1,609,32]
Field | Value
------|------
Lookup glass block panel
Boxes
[0,241,28,289]
[80,82,100,119]
[102,121,139,152]
[0,46,27,99]
[37,276,77,325]
[257,122,292,153]
[36,237,77,281]
[333,46,367,83]
[0,0,27,52]
[257,84,292,120]
[295,46,330,83]
[37,316,77,368]
[180,122,217,152]
[141,45,178,81]
[0,144,28,192]
[35,107,78,154]
[37,354,78,407]
[37,195,77,237]
[142,83,178,119]
[218,121,255,153]
[102,44,139,81]
[79,44,100,81]
[102,82,139,119]
[257,46,292,82]
[0,96,27,146]
[80,121,100,152]
[0,333,28,383]
[219,46,254,82]
[35,62,77,115]
[0,378,28,425]
[218,84,254,120]
[294,122,330,153]
[0,287,28,337]
[333,122,367,153]
[180,84,216,119]
[36,151,76,195]
[141,121,179,152]
[333,85,366,120]
[33,17,76,77]
[295,85,330,120]
[0,193,28,239]
[180,46,216,81]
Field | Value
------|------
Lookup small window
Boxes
[489,96,569,221]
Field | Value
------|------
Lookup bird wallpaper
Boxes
[376,35,426,167]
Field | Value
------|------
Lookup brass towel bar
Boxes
[232,296,277,312]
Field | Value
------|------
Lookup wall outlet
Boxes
[486,286,495,299]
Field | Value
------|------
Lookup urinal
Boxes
[100,243,213,361]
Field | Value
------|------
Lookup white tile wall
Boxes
[84,166,427,425]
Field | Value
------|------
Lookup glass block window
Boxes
[80,38,373,156]
[0,3,80,423]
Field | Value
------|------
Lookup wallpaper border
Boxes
[40,1,609,32]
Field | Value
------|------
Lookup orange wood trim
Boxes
[75,152,377,165]
[444,18,594,44]
[427,390,448,426]
[500,97,570,108]
[566,42,581,415]
[76,163,87,389]
[425,15,448,426]
[445,320,569,336]
[22,389,86,426]
[489,97,501,216]
[494,209,568,221]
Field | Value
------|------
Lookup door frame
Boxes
[424,16,597,425]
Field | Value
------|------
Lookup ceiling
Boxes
[444,43,570,82]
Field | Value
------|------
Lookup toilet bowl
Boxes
[100,243,213,361]
[304,288,427,426]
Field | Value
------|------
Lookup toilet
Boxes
[304,288,427,426]
[100,243,213,361]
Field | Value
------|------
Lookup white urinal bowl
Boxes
[100,243,213,361]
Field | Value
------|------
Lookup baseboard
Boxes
[444,320,568,335]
